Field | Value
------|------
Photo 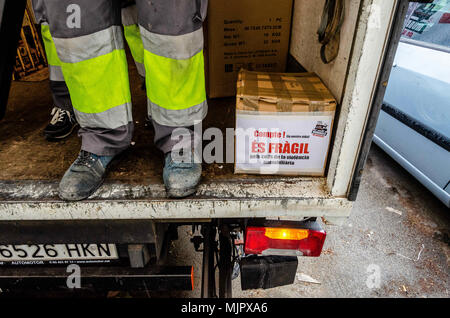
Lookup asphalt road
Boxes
[165,143,449,298]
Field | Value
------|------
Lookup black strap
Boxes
[317,0,345,64]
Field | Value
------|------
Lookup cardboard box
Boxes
[206,0,293,98]
[235,70,337,176]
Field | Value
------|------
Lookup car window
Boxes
[401,0,450,48]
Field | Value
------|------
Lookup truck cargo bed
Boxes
[0,0,407,226]
[0,66,350,222]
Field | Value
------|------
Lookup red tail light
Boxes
[244,227,326,257]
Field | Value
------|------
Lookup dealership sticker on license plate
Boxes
[0,244,118,265]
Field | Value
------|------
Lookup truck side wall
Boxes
[289,0,361,103]
[290,0,398,197]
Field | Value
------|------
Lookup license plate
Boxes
[0,244,118,266]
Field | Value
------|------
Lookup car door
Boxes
[373,0,450,207]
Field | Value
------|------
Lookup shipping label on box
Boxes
[236,114,334,175]
[206,0,293,98]
[235,70,337,176]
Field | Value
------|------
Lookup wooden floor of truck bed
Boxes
[1,69,237,183]
[0,63,351,222]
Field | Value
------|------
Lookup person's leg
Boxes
[136,0,208,197]
[42,0,133,200]
[40,24,78,140]
[31,0,77,140]
[40,24,70,111]
[121,2,145,78]
[43,0,133,156]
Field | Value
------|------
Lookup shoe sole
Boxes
[58,179,104,202]
[45,123,79,142]
[166,186,197,198]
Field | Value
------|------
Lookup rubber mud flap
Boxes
[240,255,298,290]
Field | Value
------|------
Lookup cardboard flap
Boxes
[237,69,337,113]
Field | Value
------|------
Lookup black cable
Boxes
[317,0,345,64]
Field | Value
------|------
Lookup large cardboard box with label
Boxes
[206,0,293,98]
[235,70,337,176]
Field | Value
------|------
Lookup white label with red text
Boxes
[235,113,333,175]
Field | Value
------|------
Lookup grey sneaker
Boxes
[163,151,202,198]
[59,150,112,201]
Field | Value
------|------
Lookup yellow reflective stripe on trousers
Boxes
[62,49,131,114]
[144,49,206,110]
[41,24,61,67]
[123,24,144,64]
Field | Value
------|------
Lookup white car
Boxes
[373,0,450,207]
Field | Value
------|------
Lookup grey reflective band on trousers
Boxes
[139,26,204,60]
[74,102,133,130]
[48,64,64,82]
[53,25,125,63]
[148,99,208,128]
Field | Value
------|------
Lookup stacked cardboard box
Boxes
[206,0,293,98]
[234,70,337,176]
